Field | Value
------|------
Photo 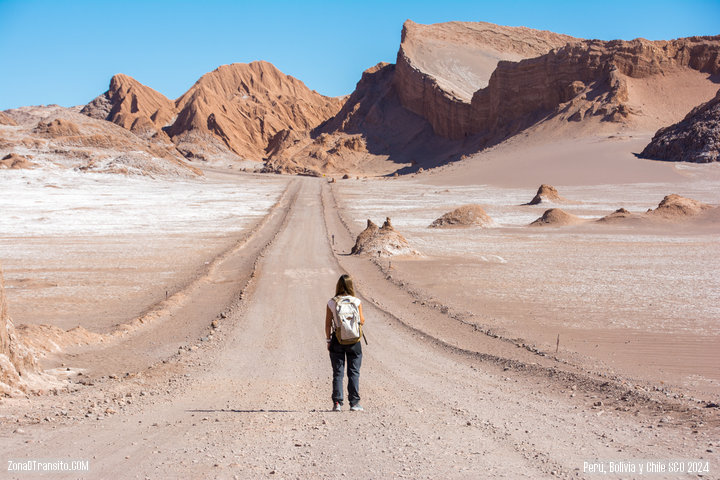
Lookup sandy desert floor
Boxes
[0,138,718,478]
[334,135,720,400]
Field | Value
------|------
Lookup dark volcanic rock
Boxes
[640,89,720,163]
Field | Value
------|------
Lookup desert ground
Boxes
[1,17,720,480]
[0,132,719,479]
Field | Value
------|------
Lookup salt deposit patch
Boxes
[334,179,720,336]
[0,169,287,236]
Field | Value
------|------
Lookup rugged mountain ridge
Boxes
[76,21,720,175]
[83,62,343,164]
[81,73,176,141]
[640,88,720,163]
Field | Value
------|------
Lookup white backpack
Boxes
[333,296,362,345]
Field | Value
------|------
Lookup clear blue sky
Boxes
[1,0,718,110]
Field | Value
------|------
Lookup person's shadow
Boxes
[187,408,336,413]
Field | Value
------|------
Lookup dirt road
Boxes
[1,177,717,479]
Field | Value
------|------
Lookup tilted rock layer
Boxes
[394,20,720,143]
[395,20,577,139]
[640,88,720,163]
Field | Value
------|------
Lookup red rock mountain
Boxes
[81,73,176,141]
[83,62,343,163]
[169,62,343,161]
[80,22,720,174]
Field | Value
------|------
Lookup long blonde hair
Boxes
[335,274,355,297]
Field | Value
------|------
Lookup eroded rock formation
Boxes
[351,218,418,257]
[394,20,720,145]
[395,20,577,139]
[0,106,201,177]
[75,22,720,174]
[649,194,712,218]
[527,184,568,205]
[430,204,493,227]
[0,153,35,169]
[640,88,720,163]
[81,73,177,141]
[0,264,42,396]
[167,61,344,161]
[529,208,584,226]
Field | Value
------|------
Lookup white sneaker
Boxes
[332,402,342,412]
[350,404,364,412]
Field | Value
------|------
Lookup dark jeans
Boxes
[329,335,362,406]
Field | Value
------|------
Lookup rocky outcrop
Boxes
[429,204,493,227]
[0,263,43,396]
[640,88,720,163]
[0,112,17,126]
[81,62,344,165]
[168,61,344,161]
[1,105,201,177]
[267,62,462,175]
[81,73,177,141]
[395,20,576,139]
[351,218,418,257]
[649,194,712,218]
[595,196,715,226]
[468,36,720,138]
[393,20,720,144]
[529,208,584,226]
[527,184,568,205]
[0,153,35,169]
[34,118,81,137]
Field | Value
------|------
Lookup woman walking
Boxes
[325,274,365,412]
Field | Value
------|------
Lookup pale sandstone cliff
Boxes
[393,20,720,143]
[469,36,720,139]
[394,20,578,139]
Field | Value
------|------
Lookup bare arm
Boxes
[359,303,365,325]
[325,306,333,340]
